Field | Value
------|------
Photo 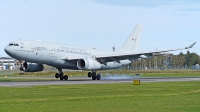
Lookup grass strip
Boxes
[0,81,199,111]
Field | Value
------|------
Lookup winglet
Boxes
[185,42,197,49]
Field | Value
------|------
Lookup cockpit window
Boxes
[9,43,14,46]
[9,43,19,46]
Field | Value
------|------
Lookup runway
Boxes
[0,77,200,87]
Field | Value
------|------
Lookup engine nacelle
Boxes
[21,62,44,72]
[77,58,101,70]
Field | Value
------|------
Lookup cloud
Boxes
[181,8,200,12]
[93,0,200,7]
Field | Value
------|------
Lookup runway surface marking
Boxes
[0,77,200,87]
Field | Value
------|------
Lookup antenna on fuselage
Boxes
[112,45,115,52]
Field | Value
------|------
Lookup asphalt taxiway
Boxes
[0,77,200,87]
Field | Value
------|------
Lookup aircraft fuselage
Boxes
[5,40,131,70]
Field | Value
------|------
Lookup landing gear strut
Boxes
[55,68,68,81]
[88,71,101,80]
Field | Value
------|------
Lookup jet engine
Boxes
[77,58,101,70]
[20,62,44,72]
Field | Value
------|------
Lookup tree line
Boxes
[123,51,200,70]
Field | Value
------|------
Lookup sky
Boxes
[0,0,200,57]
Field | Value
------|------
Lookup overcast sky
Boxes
[0,0,200,56]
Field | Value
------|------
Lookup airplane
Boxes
[4,25,196,81]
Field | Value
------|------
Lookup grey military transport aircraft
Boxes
[4,25,196,81]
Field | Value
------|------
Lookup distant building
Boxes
[0,57,17,70]
[191,64,200,70]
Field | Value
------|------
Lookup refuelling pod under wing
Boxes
[140,54,153,59]
[21,62,44,72]
[77,58,101,70]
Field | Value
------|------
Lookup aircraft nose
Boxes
[4,46,12,56]
[4,46,9,53]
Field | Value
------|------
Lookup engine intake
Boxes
[21,62,44,72]
[77,58,101,70]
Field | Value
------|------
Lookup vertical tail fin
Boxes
[119,24,143,53]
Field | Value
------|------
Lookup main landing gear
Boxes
[55,69,101,81]
[88,71,101,80]
[55,69,68,81]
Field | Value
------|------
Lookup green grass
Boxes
[0,71,17,76]
[0,82,200,112]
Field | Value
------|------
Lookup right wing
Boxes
[62,42,196,64]
[95,42,196,63]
